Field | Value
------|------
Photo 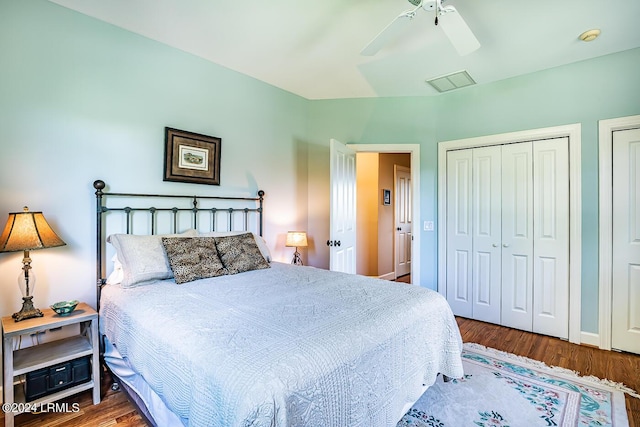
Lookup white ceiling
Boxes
[48,0,640,100]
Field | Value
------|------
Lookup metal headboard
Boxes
[93,179,264,309]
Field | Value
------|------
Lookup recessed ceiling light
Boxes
[579,29,601,42]
[426,70,476,93]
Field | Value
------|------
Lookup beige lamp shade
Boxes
[285,231,308,248]
[0,207,66,253]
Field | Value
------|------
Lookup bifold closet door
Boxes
[471,146,502,324]
[446,138,570,339]
[446,145,505,324]
[446,149,473,318]
[532,138,569,339]
[500,142,534,332]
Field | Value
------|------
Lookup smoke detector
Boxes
[579,29,601,42]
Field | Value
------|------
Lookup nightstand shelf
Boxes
[2,303,100,427]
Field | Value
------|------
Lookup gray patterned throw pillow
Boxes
[161,237,228,284]
[214,232,271,274]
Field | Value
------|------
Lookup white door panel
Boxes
[533,138,569,339]
[472,146,502,324]
[446,150,473,317]
[330,139,357,274]
[395,165,412,278]
[612,128,640,354]
[501,142,534,331]
[445,139,569,338]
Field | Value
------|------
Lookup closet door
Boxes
[446,149,473,317]
[533,138,570,339]
[612,128,640,354]
[500,142,534,331]
[472,146,502,324]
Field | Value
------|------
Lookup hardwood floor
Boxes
[2,317,638,426]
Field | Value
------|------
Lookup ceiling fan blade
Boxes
[439,5,480,56]
[360,10,416,56]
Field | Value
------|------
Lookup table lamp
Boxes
[285,231,307,266]
[0,207,66,321]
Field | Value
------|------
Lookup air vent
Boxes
[426,70,476,93]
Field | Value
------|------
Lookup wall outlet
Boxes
[424,221,434,231]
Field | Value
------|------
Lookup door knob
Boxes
[397,227,401,231]
[492,243,499,247]
[335,240,341,247]
[327,240,333,247]
[503,243,510,248]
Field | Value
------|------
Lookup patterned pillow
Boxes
[161,237,228,284]
[214,232,271,274]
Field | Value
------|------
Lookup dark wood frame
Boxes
[164,127,221,185]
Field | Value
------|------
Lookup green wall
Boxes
[0,0,309,316]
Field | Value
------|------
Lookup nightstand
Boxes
[2,302,100,427]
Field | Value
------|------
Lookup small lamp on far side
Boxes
[0,207,66,321]
[285,231,307,266]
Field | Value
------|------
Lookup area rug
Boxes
[398,343,639,427]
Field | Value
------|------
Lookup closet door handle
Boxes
[503,243,510,248]
[492,243,499,247]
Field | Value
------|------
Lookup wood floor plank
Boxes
[2,317,638,426]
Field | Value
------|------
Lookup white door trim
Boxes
[437,124,582,344]
[350,144,420,286]
[598,114,640,350]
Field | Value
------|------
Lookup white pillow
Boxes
[199,231,271,262]
[105,254,124,286]
[107,229,197,288]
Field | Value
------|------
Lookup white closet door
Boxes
[446,149,473,317]
[472,146,502,324]
[612,128,640,354]
[533,138,570,339]
[501,142,534,331]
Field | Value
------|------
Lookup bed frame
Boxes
[93,179,265,425]
[93,179,265,309]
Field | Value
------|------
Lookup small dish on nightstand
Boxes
[50,300,79,316]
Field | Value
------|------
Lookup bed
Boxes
[93,180,464,427]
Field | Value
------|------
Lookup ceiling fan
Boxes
[361,0,480,56]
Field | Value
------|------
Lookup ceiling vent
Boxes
[426,70,476,93]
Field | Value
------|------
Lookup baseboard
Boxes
[580,331,600,348]
[378,272,395,281]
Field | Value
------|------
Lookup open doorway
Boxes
[329,143,420,283]
[355,152,411,282]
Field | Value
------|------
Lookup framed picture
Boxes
[382,189,391,206]
[164,127,221,185]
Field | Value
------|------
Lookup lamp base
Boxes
[291,250,304,266]
[12,296,44,322]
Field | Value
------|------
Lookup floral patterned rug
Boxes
[398,343,638,427]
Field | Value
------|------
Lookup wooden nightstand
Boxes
[2,302,100,427]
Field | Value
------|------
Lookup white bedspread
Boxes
[100,262,463,427]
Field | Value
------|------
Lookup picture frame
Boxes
[382,189,391,206]
[164,127,221,185]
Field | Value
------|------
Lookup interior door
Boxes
[394,165,412,279]
[329,139,357,273]
[612,128,640,354]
